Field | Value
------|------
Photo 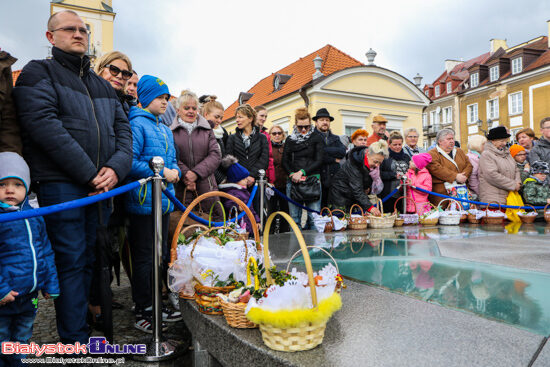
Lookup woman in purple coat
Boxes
[171,90,222,217]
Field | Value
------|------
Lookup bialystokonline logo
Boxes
[2,337,146,356]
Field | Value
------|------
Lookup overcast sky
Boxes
[1,0,549,108]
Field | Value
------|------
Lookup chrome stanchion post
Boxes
[402,178,407,214]
[133,157,187,362]
[258,169,266,234]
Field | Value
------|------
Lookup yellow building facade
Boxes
[50,0,115,62]
[222,46,430,143]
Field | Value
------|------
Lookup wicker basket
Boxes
[518,205,537,224]
[393,196,419,226]
[467,204,482,224]
[545,204,550,223]
[176,224,209,299]
[320,207,334,233]
[483,201,505,225]
[253,211,340,352]
[437,198,462,226]
[419,202,438,226]
[330,209,348,231]
[219,257,259,328]
[348,204,368,230]
[169,191,261,302]
[368,198,396,229]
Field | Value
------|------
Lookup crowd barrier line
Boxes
[0,178,149,224]
[162,185,257,226]
[407,184,546,210]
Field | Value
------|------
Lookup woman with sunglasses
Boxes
[94,51,134,115]
[268,125,289,232]
[282,108,324,229]
[171,90,222,218]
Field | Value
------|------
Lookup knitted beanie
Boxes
[412,152,432,170]
[137,75,170,108]
[509,144,525,158]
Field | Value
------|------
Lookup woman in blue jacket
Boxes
[125,75,181,333]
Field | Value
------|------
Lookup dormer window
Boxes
[489,65,499,82]
[511,57,522,74]
[446,82,452,94]
[273,73,291,91]
[435,85,440,97]
[470,73,479,88]
[425,90,430,97]
[238,92,254,105]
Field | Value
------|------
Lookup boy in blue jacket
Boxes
[0,152,59,366]
[125,75,181,333]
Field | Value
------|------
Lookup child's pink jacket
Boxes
[406,168,432,214]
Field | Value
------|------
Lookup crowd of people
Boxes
[1,9,550,365]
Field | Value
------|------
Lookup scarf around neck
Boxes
[289,125,313,144]
[389,149,408,162]
[178,117,197,134]
[436,145,458,169]
[240,127,255,149]
[213,126,225,140]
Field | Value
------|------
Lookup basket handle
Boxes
[208,200,227,227]
[524,204,537,213]
[320,207,332,217]
[183,188,204,214]
[170,191,260,264]
[190,226,246,260]
[180,224,209,239]
[330,209,346,219]
[227,205,240,225]
[350,241,366,254]
[393,196,417,215]
[437,197,462,212]
[285,245,340,278]
[263,211,318,308]
[246,257,260,290]
[349,203,364,217]
[485,200,502,213]
[544,204,550,213]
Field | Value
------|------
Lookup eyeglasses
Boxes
[296,125,311,131]
[271,131,283,136]
[50,26,90,36]
[104,64,133,80]
[183,106,198,111]
[408,135,419,139]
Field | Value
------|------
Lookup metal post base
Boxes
[132,336,188,362]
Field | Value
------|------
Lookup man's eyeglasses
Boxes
[271,131,283,136]
[50,26,90,36]
[104,64,133,80]
[296,125,311,131]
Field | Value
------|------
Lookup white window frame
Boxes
[430,110,438,125]
[446,82,452,94]
[434,85,440,97]
[489,65,499,82]
[508,92,523,115]
[511,57,522,75]
[442,106,452,124]
[470,73,479,88]
[467,103,478,124]
[486,98,499,120]
[422,113,428,127]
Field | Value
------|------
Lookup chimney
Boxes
[312,55,324,80]
[444,60,462,73]
[490,38,508,53]
[366,48,377,66]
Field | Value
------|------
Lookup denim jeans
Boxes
[0,292,37,367]
[37,182,111,344]
[286,181,321,230]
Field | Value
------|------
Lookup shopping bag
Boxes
[505,191,524,223]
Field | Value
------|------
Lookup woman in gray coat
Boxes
[479,126,520,205]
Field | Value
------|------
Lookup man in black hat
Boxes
[312,108,346,207]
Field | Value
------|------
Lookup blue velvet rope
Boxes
[0,180,145,224]
[162,185,257,226]
[409,185,546,210]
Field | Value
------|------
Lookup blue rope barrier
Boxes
[380,187,400,204]
[0,179,147,224]
[409,185,546,210]
[163,185,257,226]
[271,187,321,214]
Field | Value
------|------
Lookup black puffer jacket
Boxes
[314,129,346,188]
[13,47,132,185]
[225,126,269,179]
[282,132,324,176]
[328,146,375,211]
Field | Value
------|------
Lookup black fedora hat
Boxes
[312,108,334,121]
[486,126,511,140]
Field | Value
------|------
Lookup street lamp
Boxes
[476,119,487,135]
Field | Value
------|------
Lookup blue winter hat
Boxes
[221,155,249,183]
[0,152,30,194]
[137,75,170,108]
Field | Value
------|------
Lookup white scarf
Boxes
[436,145,458,170]
[178,117,197,134]
[213,126,225,140]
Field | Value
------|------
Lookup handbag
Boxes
[290,176,321,202]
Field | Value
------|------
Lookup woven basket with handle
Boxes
[518,205,537,224]
[545,204,550,223]
[393,196,419,226]
[437,198,462,226]
[347,204,368,230]
[483,201,505,225]
[330,208,348,231]
[251,211,340,352]
[320,207,334,232]
[419,202,439,226]
[368,198,396,229]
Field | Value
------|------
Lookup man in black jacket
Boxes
[312,108,346,207]
[12,10,132,344]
